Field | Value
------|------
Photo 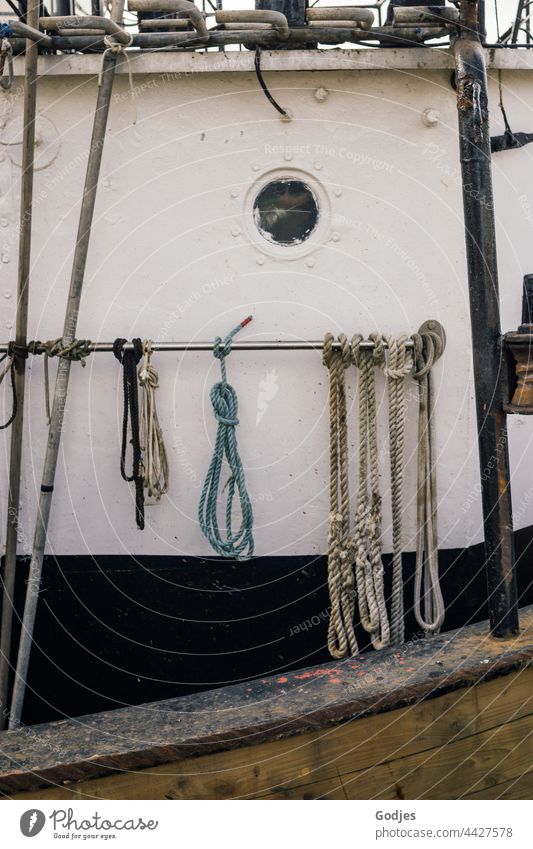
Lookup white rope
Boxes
[412,330,445,635]
[382,334,413,645]
[323,332,358,659]
[98,32,136,125]
[352,334,390,651]
[138,340,169,502]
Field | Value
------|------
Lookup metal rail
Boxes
[0,338,422,354]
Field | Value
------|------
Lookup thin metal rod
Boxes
[454,0,519,638]
[0,339,418,354]
[8,48,120,730]
[0,0,39,731]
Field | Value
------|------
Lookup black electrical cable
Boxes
[254,46,290,118]
[4,1,24,20]
[113,337,145,530]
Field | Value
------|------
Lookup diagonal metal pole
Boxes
[454,0,519,637]
[0,0,40,730]
[8,46,121,729]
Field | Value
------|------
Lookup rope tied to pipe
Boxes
[351,333,390,651]
[198,317,254,561]
[113,337,144,530]
[138,340,169,502]
[411,328,445,635]
[323,332,358,659]
[34,338,92,425]
[99,32,136,125]
[382,334,414,645]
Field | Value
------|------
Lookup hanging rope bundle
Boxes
[382,334,414,645]
[323,332,358,659]
[351,334,390,651]
[198,317,254,561]
[138,340,169,501]
[113,337,144,530]
[412,327,445,635]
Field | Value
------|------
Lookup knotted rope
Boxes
[323,332,358,659]
[138,340,169,502]
[412,329,445,635]
[198,318,254,561]
[382,334,414,645]
[99,32,136,125]
[113,338,144,530]
[351,334,390,651]
[33,338,92,425]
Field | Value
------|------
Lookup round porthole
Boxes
[253,179,319,246]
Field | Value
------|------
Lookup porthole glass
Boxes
[253,179,319,246]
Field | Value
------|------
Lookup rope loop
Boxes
[411,329,445,635]
[323,332,358,658]
[113,337,145,529]
[138,340,169,502]
[198,319,254,561]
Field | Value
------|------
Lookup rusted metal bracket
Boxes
[504,274,533,414]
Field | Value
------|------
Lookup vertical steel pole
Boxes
[0,0,39,730]
[454,0,519,637]
[8,48,120,729]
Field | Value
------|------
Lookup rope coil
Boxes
[198,318,254,561]
[138,340,169,502]
[113,337,144,530]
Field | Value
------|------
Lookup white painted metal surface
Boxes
[0,50,532,558]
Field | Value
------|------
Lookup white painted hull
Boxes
[1,49,532,559]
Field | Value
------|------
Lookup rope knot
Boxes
[210,382,239,427]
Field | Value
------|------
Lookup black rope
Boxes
[113,337,145,530]
[254,47,290,119]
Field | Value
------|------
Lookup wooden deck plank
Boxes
[8,666,533,800]
[464,769,533,800]
[2,606,533,796]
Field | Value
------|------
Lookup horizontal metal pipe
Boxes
[41,15,131,44]
[0,339,418,353]
[307,7,374,29]
[216,10,289,39]
[127,0,209,39]
[8,21,53,49]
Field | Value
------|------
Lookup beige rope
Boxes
[412,330,445,635]
[323,332,358,659]
[98,32,136,125]
[138,340,169,502]
[382,334,413,645]
[351,334,390,650]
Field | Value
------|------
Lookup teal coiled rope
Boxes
[198,317,254,561]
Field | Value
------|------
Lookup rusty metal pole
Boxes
[454,0,519,637]
[0,0,40,729]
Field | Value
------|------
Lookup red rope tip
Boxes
[240,316,253,328]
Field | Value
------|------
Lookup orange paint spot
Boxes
[277,676,288,684]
